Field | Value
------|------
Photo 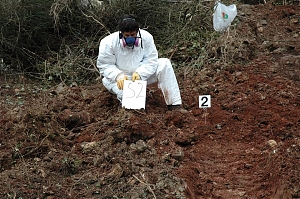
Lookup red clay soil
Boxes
[0,3,300,199]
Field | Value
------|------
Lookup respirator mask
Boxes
[119,32,142,48]
[124,37,138,48]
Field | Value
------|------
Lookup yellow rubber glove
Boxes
[132,72,141,82]
[116,74,128,90]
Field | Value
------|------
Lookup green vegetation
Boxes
[0,0,240,85]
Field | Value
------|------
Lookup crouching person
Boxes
[97,14,186,112]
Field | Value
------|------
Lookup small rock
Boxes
[38,169,47,178]
[257,26,264,33]
[135,140,148,153]
[14,88,21,93]
[107,163,123,180]
[81,141,98,153]
[290,18,298,24]
[244,164,253,169]
[50,82,68,95]
[260,19,267,26]
[268,140,277,148]
[162,153,172,162]
[70,82,78,87]
[172,147,184,161]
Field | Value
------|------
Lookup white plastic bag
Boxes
[213,1,237,32]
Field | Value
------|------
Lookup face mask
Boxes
[119,32,141,48]
[125,37,136,47]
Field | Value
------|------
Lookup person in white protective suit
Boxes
[97,14,185,111]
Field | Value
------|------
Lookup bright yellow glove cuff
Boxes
[116,75,128,90]
[132,72,141,82]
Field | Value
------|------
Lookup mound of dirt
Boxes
[1,3,300,199]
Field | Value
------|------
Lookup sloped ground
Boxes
[1,3,300,199]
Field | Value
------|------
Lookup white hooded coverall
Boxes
[97,29,182,105]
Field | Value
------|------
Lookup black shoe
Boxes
[167,105,181,110]
[167,105,188,113]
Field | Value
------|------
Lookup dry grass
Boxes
[0,0,246,84]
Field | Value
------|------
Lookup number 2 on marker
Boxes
[199,95,211,108]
